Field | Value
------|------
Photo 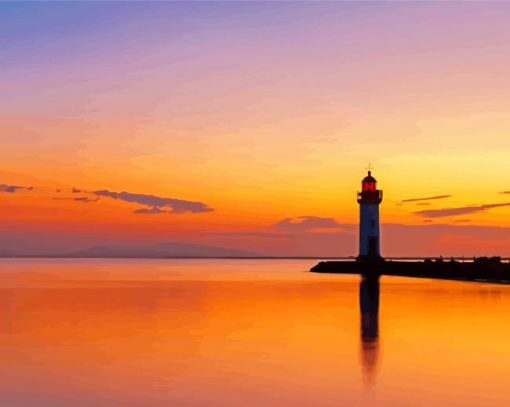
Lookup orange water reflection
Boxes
[0,259,509,406]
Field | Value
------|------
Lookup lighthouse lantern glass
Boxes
[362,180,376,192]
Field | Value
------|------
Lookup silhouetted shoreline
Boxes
[312,257,510,284]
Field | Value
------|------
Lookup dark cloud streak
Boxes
[416,203,510,218]
[0,183,31,193]
[402,195,451,203]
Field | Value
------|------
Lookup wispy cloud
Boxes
[274,216,343,232]
[416,203,510,218]
[0,183,32,193]
[93,190,213,214]
[500,191,510,195]
[402,195,451,203]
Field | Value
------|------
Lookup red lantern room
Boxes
[357,170,383,204]
[362,171,377,192]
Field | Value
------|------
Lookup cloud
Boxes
[500,191,510,195]
[93,190,213,214]
[134,207,166,214]
[2,180,212,215]
[274,216,344,232]
[416,202,430,206]
[0,183,31,193]
[415,203,510,218]
[207,231,290,239]
[74,196,98,203]
[53,196,98,203]
[402,195,451,203]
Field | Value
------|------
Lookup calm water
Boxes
[0,259,509,406]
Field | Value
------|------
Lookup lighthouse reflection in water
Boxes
[359,274,381,387]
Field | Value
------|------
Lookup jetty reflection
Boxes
[359,274,380,387]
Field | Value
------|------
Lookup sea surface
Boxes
[0,258,509,406]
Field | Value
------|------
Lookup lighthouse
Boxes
[357,170,383,261]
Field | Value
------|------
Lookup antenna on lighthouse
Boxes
[366,163,373,175]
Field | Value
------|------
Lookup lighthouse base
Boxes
[311,257,510,285]
[356,254,384,263]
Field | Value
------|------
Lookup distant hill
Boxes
[60,242,262,258]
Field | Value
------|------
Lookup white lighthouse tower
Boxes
[357,169,383,261]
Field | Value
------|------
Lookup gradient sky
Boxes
[2,1,510,256]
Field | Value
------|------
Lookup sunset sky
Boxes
[2,2,510,256]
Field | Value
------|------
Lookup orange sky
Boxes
[2,2,510,256]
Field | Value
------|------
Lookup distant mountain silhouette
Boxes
[61,242,261,258]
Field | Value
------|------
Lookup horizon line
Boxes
[1,255,509,261]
